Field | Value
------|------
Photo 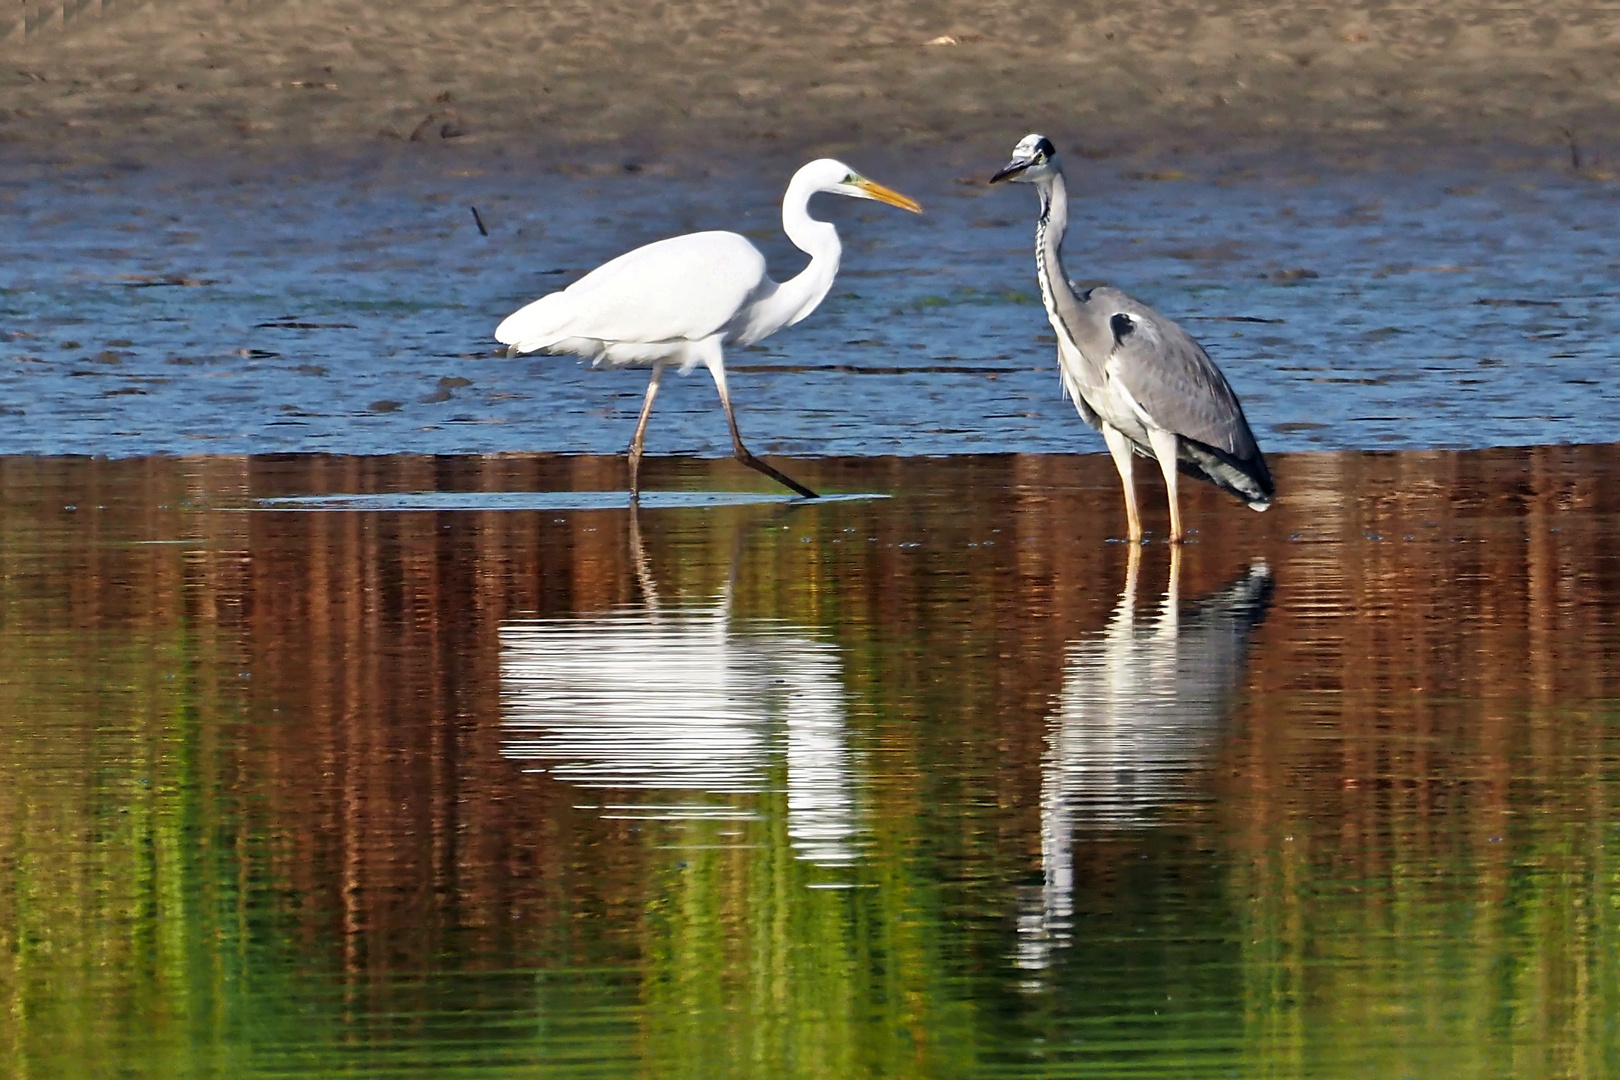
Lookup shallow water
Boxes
[4,447,1620,1078]
[1,151,1618,457]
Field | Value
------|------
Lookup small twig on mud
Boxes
[1560,126,1582,171]
[470,206,488,237]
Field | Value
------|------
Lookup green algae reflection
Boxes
[1,450,1620,1078]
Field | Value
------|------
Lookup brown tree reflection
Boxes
[2,446,1620,1076]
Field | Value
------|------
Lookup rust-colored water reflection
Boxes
[2,447,1619,1078]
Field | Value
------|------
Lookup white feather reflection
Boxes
[1017,550,1273,974]
[499,517,860,867]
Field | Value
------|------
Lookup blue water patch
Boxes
[4,151,1619,457]
[252,489,888,511]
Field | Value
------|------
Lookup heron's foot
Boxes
[734,448,818,499]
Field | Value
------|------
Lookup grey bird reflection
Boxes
[1017,549,1274,973]
[499,513,861,867]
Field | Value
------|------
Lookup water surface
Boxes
[3,448,1619,1077]
[1,152,1617,457]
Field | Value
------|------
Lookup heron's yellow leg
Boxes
[1101,424,1142,544]
[1147,427,1183,544]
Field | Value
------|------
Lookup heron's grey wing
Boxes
[1096,293,1262,460]
[1094,289,1274,505]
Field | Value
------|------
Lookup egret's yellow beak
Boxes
[855,177,924,213]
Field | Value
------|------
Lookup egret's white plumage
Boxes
[496,232,766,362]
[496,159,923,498]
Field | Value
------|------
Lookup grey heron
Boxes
[991,134,1274,543]
[495,159,924,500]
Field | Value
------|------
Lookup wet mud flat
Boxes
[3,445,1620,1076]
[2,0,1620,168]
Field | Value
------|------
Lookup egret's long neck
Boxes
[750,173,841,335]
[1034,170,1071,320]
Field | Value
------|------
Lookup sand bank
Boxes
[1,1,1618,169]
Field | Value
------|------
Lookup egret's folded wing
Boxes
[496,231,769,349]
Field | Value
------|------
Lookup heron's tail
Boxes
[1178,440,1275,512]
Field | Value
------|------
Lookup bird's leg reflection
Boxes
[627,361,666,500]
[1159,542,1182,637]
[703,350,819,500]
[1018,544,1270,979]
[627,504,661,612]
[1023,546,1147,977]
[1121,537,1143,613]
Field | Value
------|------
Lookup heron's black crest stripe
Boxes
[1033,136,1056,159]
[1110,312,1135,345]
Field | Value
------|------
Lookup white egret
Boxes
[495,159,923,499]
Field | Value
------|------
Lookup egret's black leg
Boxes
[707,357,819,499]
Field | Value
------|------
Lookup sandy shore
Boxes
[1,1,1618,170]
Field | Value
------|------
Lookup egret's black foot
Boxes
[736,451,818,499]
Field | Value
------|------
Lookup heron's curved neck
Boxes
[752,172,841,335]
[1034,170,1072,309]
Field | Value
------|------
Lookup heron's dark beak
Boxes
[990,158,1033,183]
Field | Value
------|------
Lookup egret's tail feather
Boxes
[495,292,573,352]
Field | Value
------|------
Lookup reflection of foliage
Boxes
[1231,701,1620,1080]
[639,781,979,1079]
[0,628,209,1075]
[2,449,1620,1076]
[0,460,240,1077]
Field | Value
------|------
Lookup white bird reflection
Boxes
[1017,549,1273,973]
[499,514,860,867]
